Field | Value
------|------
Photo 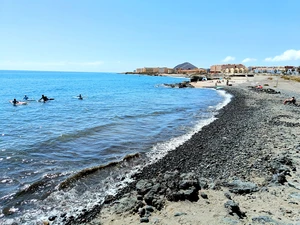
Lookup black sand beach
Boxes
[57,84,300,225]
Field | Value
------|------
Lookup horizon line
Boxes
[0,69,122,73]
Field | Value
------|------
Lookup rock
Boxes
[152,198,164,210]
[133,200,144,212]
[145,205,154,212]
[221,217,240,224]
[137,195,143,200]
[198,177,209,189]
[150,183,161,193]
[260,187,268,192]
[48,215,57,221]
[104,194,115,204]
[136,180,153,195]
[289,192,300,199]
[174,212,187,217]
[252,216,276,224]
[113,196,138,214]
[277,172,287,184]
[200,192,208,199]
[224,192,232,200]
[288,182,300,190]
[140,217,149,223]
[138,207,146,217]
[179,180,198,190]
[166,191,184,202]
[163,170,179,181]
[224,200,246,219]
[180,187,199,202]
[227,179,259,194]
[144,192,155,205]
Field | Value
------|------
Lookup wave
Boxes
[215,89,233,110]
[146,89,232,164]
[58,153,140,190]
[1,173,63,216]
[0,153,142,224]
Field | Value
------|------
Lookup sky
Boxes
[0,0,300,72]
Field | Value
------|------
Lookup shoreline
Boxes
[67,78,300,224]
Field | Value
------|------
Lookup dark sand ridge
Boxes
[50,77,300,225]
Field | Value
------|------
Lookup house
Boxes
[210,64,247,74]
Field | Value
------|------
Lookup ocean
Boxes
[0,70,231,224]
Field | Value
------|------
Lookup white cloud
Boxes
[222,56,235,62]
[242,58,257,63]
[265,49,300,62]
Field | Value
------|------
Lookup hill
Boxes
[174,62,197,70]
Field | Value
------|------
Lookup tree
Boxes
[297,66,300,73]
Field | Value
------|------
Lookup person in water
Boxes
[283,96,296,105]
[12,98,19,105]
[39,95,49,102]
[23,95,29,100]
[78,94,83,100]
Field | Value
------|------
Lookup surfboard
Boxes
[10,100,28,105]
[73,96,84,99]
[38,98,55,102]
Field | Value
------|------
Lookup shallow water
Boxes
[0,70,231,224]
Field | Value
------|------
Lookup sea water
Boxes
[0,70,231,224]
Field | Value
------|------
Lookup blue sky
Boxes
[0,0,300,72]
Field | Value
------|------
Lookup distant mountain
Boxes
[174,62,197,70]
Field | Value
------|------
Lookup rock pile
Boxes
[101,171,201,223]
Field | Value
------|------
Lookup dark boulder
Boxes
[224,200,246,219]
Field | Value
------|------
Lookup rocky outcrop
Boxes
[163,81,194,88]
[99,171,201,222]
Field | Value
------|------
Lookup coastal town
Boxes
[130,62,300,77]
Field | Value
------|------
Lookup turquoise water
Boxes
[0,70,230,224]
